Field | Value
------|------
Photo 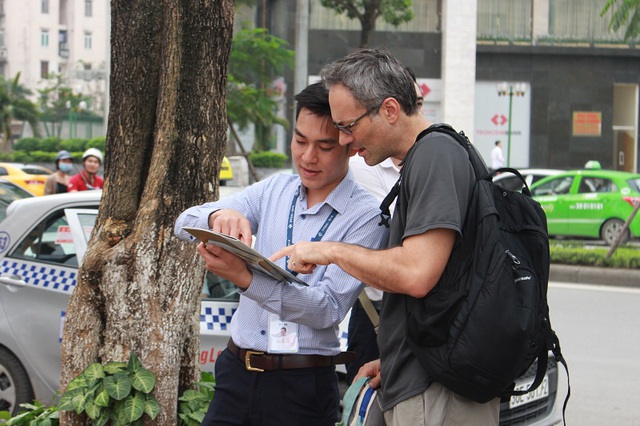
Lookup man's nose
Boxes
[338,132,354,146]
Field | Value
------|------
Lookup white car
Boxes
[0,190,350,416]
[493,169,563,192]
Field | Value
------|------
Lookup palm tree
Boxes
[0,73,40,151]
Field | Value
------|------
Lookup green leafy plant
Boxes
[550,241,640,268]
[177,372,216,426]
[57,352,160,426]
[0,400,59,425]
[248,151,288,168]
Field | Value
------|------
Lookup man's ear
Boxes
[380,97,401,124]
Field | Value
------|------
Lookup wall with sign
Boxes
[474,81,531,168]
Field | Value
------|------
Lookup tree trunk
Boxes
[359,8,377,48]
[60,1,234,424]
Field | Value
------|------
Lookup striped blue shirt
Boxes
[175,171,389,355]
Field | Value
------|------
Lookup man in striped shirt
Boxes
[175,82,388,426]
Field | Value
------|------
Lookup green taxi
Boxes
[530,162,640,245]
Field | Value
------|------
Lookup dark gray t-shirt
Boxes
[378,131,474,411]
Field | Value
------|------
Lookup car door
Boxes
[567,176,613,238]
[0,208,95,396]
[531,175,575,236]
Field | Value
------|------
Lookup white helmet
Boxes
[82,148,104,165]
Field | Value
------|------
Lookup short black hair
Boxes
[294,82,331,120]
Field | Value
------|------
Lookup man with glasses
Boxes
[272,49,500,425]
[345,73,424,385]
[175,82,388,425]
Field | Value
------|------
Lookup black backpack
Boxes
[379,124,570,411]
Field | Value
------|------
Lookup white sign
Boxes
[474,81,531,168]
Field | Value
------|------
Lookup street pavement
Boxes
[550,263,640,288]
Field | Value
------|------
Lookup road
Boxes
[549,282,640,425]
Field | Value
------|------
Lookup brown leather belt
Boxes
[227,339,355,372]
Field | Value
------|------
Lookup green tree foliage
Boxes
[227,27,294,152]
[320,0,414,47]
[602,0,640,41]
[37,74,92,139]
[0,73,40,151]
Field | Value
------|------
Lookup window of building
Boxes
[85,0,92,17]
[550,0,626,42]
[0,30,5,47]
[477,0,532,40]
[309,0,439,33]
[41,29,50,47]
[84,32,92,49]
[41,60,49,78]
[41,0,49,14]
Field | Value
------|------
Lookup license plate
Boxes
[509,375,549,409]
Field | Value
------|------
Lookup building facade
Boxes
[264,0,640,172]
[0,0,108,137]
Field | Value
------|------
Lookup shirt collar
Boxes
[296,169,356,216]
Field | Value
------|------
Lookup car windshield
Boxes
[0,181,33,222]
[532,176,574,196]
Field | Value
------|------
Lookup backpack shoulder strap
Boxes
[378,123,485,227]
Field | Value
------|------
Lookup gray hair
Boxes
[320,48,419,116]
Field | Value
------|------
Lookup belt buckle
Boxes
[245,350,265,372]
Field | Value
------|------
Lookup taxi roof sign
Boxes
[584,160,601,170]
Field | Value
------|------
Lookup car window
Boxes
[203,272,240,301]
[532,176,574,196]
[11,211,79,267]
[20,166,49,175]
[578,177,617,194]
[627,178,640,193]
[0,167,7,176]
[531,174,551,185]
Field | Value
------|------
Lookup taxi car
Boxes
[0,191,562,425]
[0,163,53,197]
[0,189,349,416]
[219,156,234,185]
[530,162,640,245]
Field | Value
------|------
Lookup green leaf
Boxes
[127,352,143,373]
[94,410,110,426]
[144,394,161,420]
[131,367,156,393]
[83,363,106,384]
[111,399,128,425]
[85,397,102,420]
[65,375,88,391]
[95,387,111,407]
[179,389,205,402]
[104,372,132,401]
[58,387,84,411]
[103,361,128,375]
[122,393,145,423]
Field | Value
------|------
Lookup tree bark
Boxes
[60,1,234,424]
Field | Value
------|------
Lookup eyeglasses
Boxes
[333,105,380,135]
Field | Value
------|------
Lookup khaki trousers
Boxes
[383,382,500,426]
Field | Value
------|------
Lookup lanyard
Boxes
[285,188,338,274]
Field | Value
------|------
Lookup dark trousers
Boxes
[202,348,340,426]
[346,299,381,384]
